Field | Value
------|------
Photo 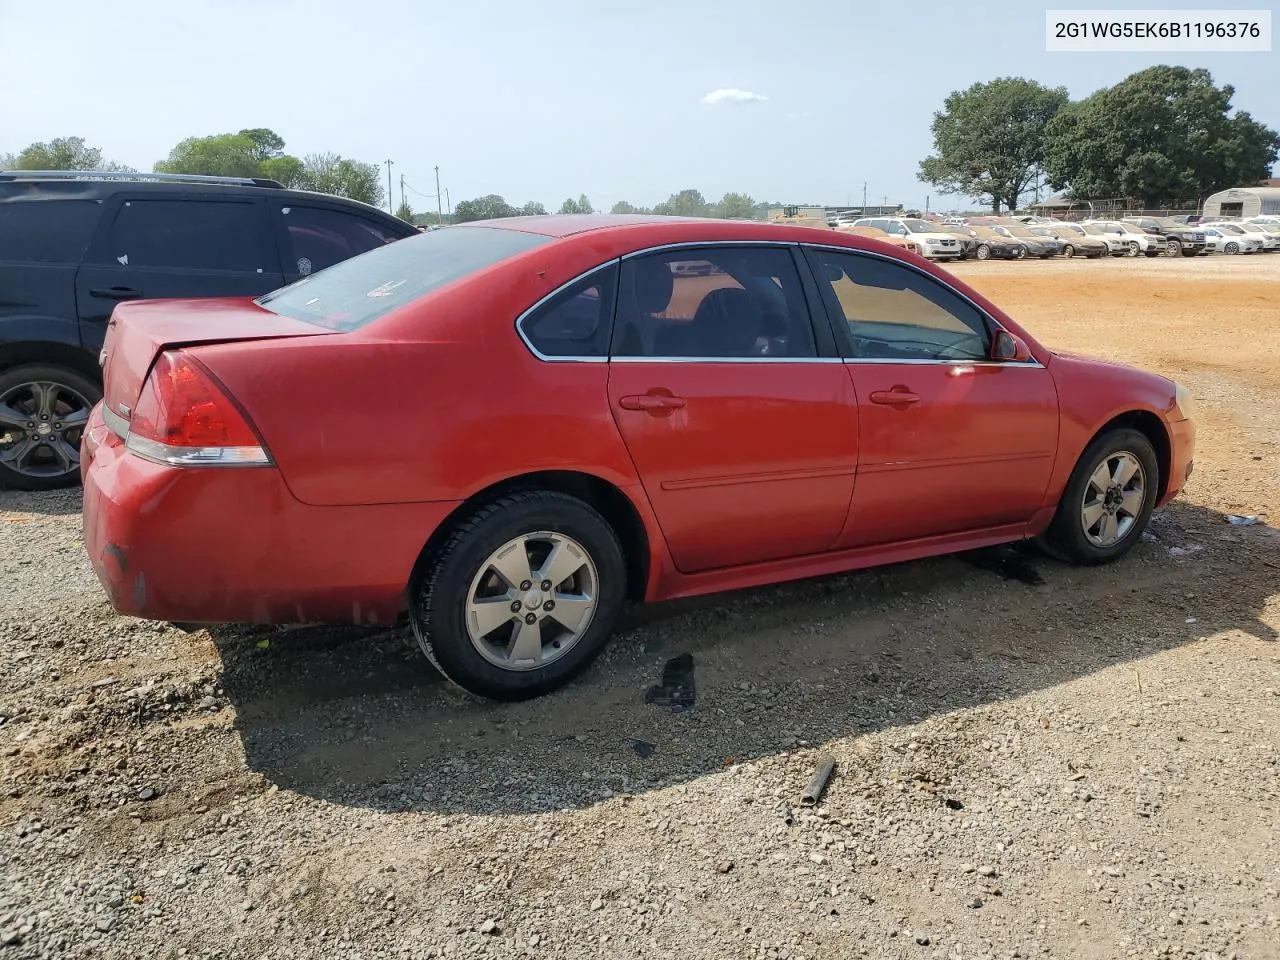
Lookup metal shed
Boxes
[1201,186,1280,218]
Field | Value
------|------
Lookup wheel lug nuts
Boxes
[524,613,537,625]
[520,580,532,591]
[543,600,555,612]
[510,600,522,613]
[540,580,552,591]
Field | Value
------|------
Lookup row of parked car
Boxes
[838,214,1280,262]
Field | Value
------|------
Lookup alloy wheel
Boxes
[464,531,599,671]
[1080,452,1146,548]
[0,381,92,481]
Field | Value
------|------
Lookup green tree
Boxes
[453,194,518,222]
[610,200,650,214]
[155,132,265,178]
[395,200,414,222]
[713,192,757,219]
[1043,66,1279,205]
[12,136,133,172]
[652,189,709,217]
[258,154,305,188]
[917,78,1069,213]
[575,193,594,214]
[519,201,548,215]
[297,152,384,206]
[558,197,581,214]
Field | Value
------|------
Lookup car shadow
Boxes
[207,499,1277,816]
[0,487,84,517]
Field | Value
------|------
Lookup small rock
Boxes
[716,860,734,874]
[977,866,997,878]
[914,932,931,945]
[479,919,500,935]
[1,930,22,947]
[94,917,114,933]
[136,787,159,802]
[968,897,983,909]
[809,853,825,865]
[960,864,976,874]
[590,898,603,911]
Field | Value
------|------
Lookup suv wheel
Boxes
[1127,241,1141,257]
[410,491,628,701]
[1165,239,1182,257]
[0,365,101,491]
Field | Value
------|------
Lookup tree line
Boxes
[918,65,1279,212]
[450,189,767,224]
[1,129,386,208]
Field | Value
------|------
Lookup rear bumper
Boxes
[81,404,460,625]
[1158,416,1196,507]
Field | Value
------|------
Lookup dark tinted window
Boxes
[613,246,816,359]
[97,199,268,272]
[257,225,550,332]
[277,203,406,275]
[519,265,617,358]
[808,248,990,362]
[0,200,101,263]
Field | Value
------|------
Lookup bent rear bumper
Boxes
[81,404,460,625]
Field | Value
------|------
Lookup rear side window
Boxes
[95,199,268,272]
[518,265,618,358]
[277,203,406,276]
[0,200,100,263]
[256,225,551,332]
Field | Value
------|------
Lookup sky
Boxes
[1,0,1276,213]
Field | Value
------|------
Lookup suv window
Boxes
[612,246,817,359]
[519,265,618,358]
[95,199,268,272]
[257,225,549,332]
[806,248,991,362]
[277,203,405,276]
[0,199,101,264]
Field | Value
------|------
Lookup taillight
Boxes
[125,351,271,466]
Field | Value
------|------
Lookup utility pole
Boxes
[384,159,394,214]
[399,173,405,214]
[445,188,451,216]
[862,182,867,212]
[434,165,443,218]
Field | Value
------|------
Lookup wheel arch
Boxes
[411,470,653,603]
[0,340,102,384]
[1087,409,1172,502]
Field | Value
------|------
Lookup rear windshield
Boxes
[256,225,551,331]
[0,199,102,263]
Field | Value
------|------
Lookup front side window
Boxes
[613,246,817,359]
[277,203,406,276]
[519,265,617,358]
[98,199,268,272]
[257,225,550,332]
[806,248,991,362]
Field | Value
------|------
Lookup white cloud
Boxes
[700,88,769,105]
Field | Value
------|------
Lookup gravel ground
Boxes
[2,258,1278,960]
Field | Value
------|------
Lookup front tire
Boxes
[1039,428,1159,566]
[976,244,992,261]
[1062,244,1076,259]
[409,491,628,701]
[1127,241,1141,257]
[1165,239,1181,257]
[0,364,101,491]
[1225,242,1239,255]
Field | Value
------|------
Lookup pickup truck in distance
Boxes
[1120,216,1208,257]
[0,170,419,490]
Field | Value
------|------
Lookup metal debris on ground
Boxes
[800,755,836,807]
[644,653,696,711]
[1226,514,1261,525]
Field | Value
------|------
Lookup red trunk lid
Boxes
[101,297,332,421]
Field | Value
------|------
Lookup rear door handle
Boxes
[89,286,143,301]
[868,389,920,405]
[618,394,686,411]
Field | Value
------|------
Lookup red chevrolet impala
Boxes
[81,215,1196,700]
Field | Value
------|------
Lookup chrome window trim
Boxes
[610,356,844,364]
[513,259,619,363]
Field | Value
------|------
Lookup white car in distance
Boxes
[852,217,965,260]
[1201,225,1262,254]
[1081,220,1164,257]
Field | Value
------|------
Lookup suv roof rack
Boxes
[0,170,284,188]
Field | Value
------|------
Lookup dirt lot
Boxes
[2,257,1278,960]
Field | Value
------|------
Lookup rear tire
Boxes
[1038,428,1159,566]
[0,364,101,491]
[409,491,628,701]
[1062,244,1075,259]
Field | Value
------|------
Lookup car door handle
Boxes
[89,286,143,301]
[868,389,921,405]
[618,394,686,411]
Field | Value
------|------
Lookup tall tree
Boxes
[918,78,1069,213]
[575,193,594,214]
[713,192,757,219]
[652,189,709,217]
[155,132,266,178]
[12,136,133,172]
[453,194,517,222]
[519,201,548,215]
[297,152,383,206]
[610,200,652,214]
[395,200,414,222]
[1043,66,1280,205]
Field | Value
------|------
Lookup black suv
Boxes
[0,170,419,490]
[1120,216,1208,257]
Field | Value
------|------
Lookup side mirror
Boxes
[992,329,1033,362]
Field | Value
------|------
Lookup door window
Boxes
[278,204,403,275]
[0,199,101,264]
[97,199,268,272]
[612,246,817,359]
[807,248,991,362]
[518,265,617,358]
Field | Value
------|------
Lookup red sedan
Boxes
[81,215,1196,700]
